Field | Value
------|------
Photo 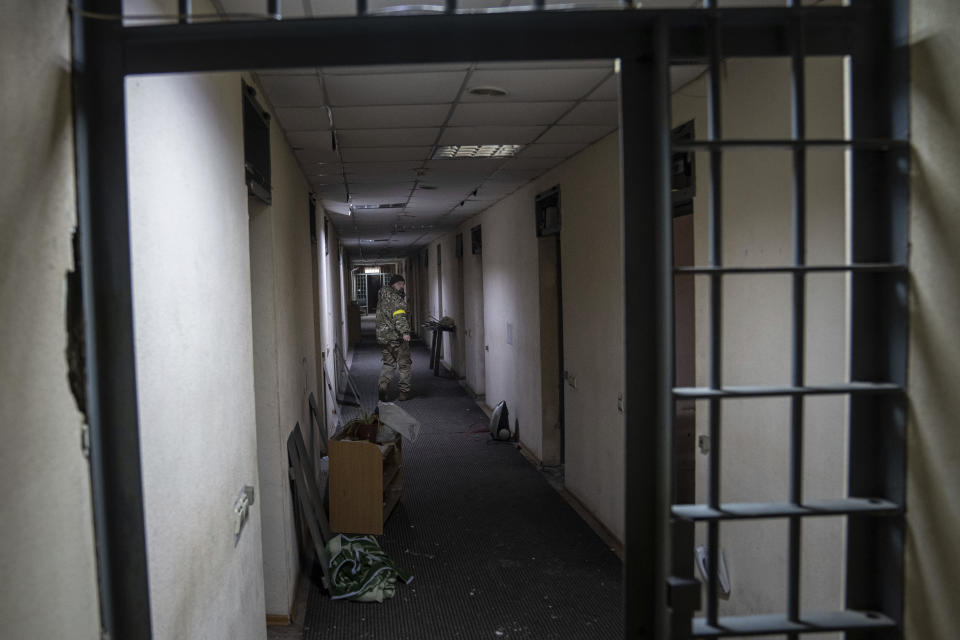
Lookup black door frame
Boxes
[71,2,906,638]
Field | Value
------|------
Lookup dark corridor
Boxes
[302,323,623,639]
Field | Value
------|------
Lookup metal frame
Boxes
[71,2,907,638]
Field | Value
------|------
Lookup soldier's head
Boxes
[389,274,405,291]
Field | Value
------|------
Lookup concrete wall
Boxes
[0,5,102,638]
[126,70,266,640]
[907,1,960,636]
[247,72,317,618]
[674,57,849,621]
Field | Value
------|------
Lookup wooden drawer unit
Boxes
[328,435,403,535]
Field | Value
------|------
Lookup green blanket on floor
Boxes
[326,534,413,602]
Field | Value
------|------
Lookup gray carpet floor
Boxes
[302,324,624,640]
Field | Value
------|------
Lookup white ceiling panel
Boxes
[275,107,330,131]
[474,59,614,71]
[557,101,619,126]
[350,183,416,198]
[536,124,616,144]
[287,130,334,151]
[462,68,612,102]
[333,104,451,129]
[258,74,325,107]
[325,72,467,106]
[448,102,575,126]
[587,75,619,101]
[317,184,348,200]
[423,158,509,174]
[323,63,473,75]
[341,161,423,174]
[502,157,564,171]
[340,147,432,162]
[671,65,708,90]
[294,148,339,164]
[439,125,546,145]
[517,142,586,158]
[308,0,356,17]
[338,128,440,148]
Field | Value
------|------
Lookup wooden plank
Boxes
[329,438,385,535]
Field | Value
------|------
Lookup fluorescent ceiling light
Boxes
[363,266,382,274]
[352,202,406,210]
[433,144,523,159]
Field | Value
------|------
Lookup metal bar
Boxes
[620,22,671,639]
[118,8,863,75]
[268,0,281,20]
[71,1,152,637]
[846,1,909,636]
[786,2,806,628]
[673,498,901,521]
[445,0,456,15]
[675,263,907,275]
[705,0,723,628]
[673,139,908,151]
[693,610,897,637]
[673,382,902,399]
[178,0,191,24]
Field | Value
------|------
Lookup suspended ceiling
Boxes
[218,0,721,259]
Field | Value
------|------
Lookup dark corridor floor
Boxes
[301,325,624,640]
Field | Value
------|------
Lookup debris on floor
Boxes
[326,533,413,603]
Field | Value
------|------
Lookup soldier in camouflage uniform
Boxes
[376,274,412,401]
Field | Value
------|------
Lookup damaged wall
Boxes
[0,4,102,638]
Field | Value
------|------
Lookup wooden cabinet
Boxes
[328,434,403,535]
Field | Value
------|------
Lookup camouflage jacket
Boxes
[375,285,410,345]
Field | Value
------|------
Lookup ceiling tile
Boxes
[350,183,416,198]
[258,74,325,107]
[294,148,339,164]
[325,72,467,106]
[338,128,440,148]
[474,59,615,71]
[587,75,619,101]
[462,68,612,102]
[333,104,451,129]
[287,130,334,151]
[517,142,586,158]
[275,107,331,131]
[309,0,356,17]
[671,65,708,91]
[557,101,619,126]
[448,102,575,126]
[323,63,472,75]
[439,126,546,145]
[501,157,564,171]
[536,125,616,144]
[423,158,509,174]
[340,147,432,162]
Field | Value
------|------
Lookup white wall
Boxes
[247,72,317,617]
[674,57,848,620]
[907,0,960,636]
[318,214,347,430]
[0,5,102,638]
[126,70,266,640]
[438,234,462,373]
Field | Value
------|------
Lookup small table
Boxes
[427,325,456,377]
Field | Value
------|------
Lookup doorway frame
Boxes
[72,2,908,638]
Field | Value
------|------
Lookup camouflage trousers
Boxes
[378,341,412,393]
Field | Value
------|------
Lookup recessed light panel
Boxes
[433,144,523,159]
